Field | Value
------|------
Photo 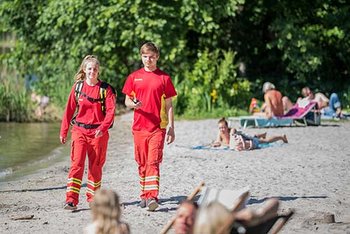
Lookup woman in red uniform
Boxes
[122,42,177,211]
[60,55,116,210]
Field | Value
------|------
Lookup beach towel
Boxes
[191,145,230,151]
[191,142,283,151]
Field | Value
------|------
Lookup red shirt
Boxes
[60,80,116,138]
[122,68,177,132]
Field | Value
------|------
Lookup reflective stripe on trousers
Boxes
[133,128,166,201]
[66,129,109,205]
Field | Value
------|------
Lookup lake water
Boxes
[0,122,69,182]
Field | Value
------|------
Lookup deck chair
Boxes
[229,210,294,234]
[282,101,320,126]
[197,186,250,211]
[216,196,294,234]
[229,101,320,128]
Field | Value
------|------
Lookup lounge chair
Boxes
[229,101,320,128]
[229,210,294,234]
[216,195,294,234]
[197,186,250,211]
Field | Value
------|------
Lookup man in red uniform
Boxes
[60,55,116,210]
[122,42,177,211]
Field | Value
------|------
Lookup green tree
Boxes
[221,0,350,99]
[1,0,349,120]
[1,0,247,112]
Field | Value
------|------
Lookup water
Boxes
[0,122,69,182]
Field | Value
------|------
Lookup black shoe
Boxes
[146,199,159,211]
[64,202,77,210]
[139,199,147,208]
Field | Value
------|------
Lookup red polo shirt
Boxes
[122,68,177,132]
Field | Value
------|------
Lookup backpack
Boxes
[71,80,115,128]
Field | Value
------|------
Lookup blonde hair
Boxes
[74,55,100,81]
[90,189,129,234]
[140,42,159,56]
[194,202,231,234]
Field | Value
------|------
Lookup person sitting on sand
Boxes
[173,200,198,234]
[230,128,288,151]
[84,189,130,234]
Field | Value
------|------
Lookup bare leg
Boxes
[252,198,279,226]
[282,96,294,113]
[235,198,280,227]
[259,134,288,144]
[255,132,267,139]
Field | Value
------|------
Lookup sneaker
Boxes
[139,199,147,208]
[64,202,77,210]
[146,199,159,212]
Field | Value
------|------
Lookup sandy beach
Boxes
[1,112,350,234]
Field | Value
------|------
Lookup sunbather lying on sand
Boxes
[230,128,288,151]
[211,118,288,151]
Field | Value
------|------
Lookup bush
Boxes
[174,49,252,116]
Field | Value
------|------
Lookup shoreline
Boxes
[1,113,350,233]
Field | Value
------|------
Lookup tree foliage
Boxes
[1,0,349,118]
[221,0,350,99]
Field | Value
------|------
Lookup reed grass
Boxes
[0,78,32,122]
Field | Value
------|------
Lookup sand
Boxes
[1,112,350,234]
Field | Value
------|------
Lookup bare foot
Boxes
[282,134,288,143]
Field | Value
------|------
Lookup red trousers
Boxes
[133,128,166,201]
[66,129,109,205]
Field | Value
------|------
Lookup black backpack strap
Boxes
[100,82,116,128]
[99,82,110,115]
[71,80,115,128]
[71,80,84,126]
[74,80,84,103]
